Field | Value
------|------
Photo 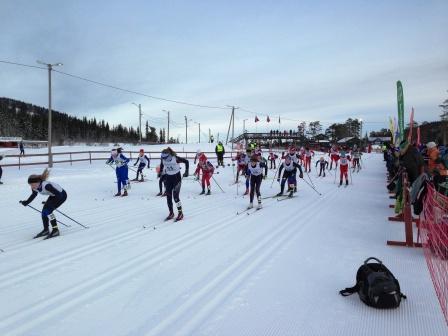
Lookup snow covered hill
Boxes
[0,146,446,336]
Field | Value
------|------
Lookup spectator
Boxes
[19,141,25,156]
[398,139,424,184]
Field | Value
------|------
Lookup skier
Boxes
[19,168,67,239]
[339,151,351,186]
[268,151,278,169]
[351,145,362,172]
[156,164,167,196]
[233,150,250,186]
[247,154,267,209]
[194,153,215,195]
[194,149,202,164]
[329,144,340,170]
[283,147,301,192]
[160,147,189,221]
[0,155,3,184]
[106,148,130,197]
[215,141,225,167]
[132,149,150,182]
[277,155,303,197]
[315,156,329,177]
[304,147,315,172]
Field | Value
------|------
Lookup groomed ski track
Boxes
[0,145,446,336]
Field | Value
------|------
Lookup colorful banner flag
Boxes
[397,81,404,143]
[394,117,400,147]
[417,126,421,146]
[408,107,414,143]
[255,116,259,123]
[267,116,270,123]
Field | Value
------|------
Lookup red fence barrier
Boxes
[420,183,448,325]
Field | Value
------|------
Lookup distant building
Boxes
[367,136,391,145]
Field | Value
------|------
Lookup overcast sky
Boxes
[1,0,447,142]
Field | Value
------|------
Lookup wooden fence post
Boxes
[70,153,72,166]
[89,151,92,164]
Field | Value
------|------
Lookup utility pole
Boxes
[199,123,201,143]
[243,119,248,134]
[184,116,188,144]
[225,105,238,150]
[208,128,211,143]
[132,103,142,143]
[163,110,170,144]
[37,60,63,168]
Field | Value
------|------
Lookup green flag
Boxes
[397,81,404,143]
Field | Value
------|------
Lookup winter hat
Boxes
[139,149,144,153]
[426,142,436,149]
[199,153,207,162]
[250,154,259,162]
[27,175,42,184]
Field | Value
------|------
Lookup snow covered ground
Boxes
[0,145,446,336]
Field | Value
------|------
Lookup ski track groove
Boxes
[0,197,232,287]
[0,191,217,253]
[140,185,339,336]
[0,192,281,335]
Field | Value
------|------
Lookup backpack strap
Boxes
[364,257,382,265]
[339,284,360,296]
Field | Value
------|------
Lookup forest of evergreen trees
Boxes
[0,97,160,144]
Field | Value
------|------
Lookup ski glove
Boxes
[19,200,29,206]
[277,178,280,182]
[299,173,304,179]
[183,171,189,178]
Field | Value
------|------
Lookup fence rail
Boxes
[1,150,257,169]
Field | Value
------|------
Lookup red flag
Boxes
[417,126,421,146]
[267,116,270,123]
[255,116,259,122]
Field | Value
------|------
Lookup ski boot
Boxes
[121,190,128,197]
[206,189,211,195]
[294,186,297,193]
[175,212,184,222]
[243,189,249,196]
[276,192,283,197]
[257,197,262,209]
[34,228,49,239]
[165,212,175,221]
[45,228,60,240]
[140,177,144,182]
[288,190,294,197]
[200,189,205,195]
[114,192,121,197]
[156,192,163,196]
[131,177,139,182]
[247,203,254,210]
[339,180,343,186]
[346,180,349,186]
[162,192,167,197]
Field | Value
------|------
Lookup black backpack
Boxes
[339,257,406,309]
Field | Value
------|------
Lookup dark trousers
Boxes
[0,166,2,180]
[159,174,167,193]
[269,160,276,169]
[42,190,67,230]
[250,174,262,203]
[318,164,326,176]
[280,171,296,193]
[217,153,224,166]
[165,173,182,213]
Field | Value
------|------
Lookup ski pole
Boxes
[301,177,322,196]
[349,166,353,185]
[306,171,316,189]
[270,164,281,188]
[0,247,4,253]
[212,175,225,193]
[55,209,89,229]
[25,204,71,227]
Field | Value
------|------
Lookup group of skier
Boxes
[19,142,364,240]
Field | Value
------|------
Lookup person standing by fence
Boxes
[215,141,225,167]
[19,141,25,156]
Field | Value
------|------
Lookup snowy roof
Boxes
[337,137,355,143]
[0,136,22,142]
